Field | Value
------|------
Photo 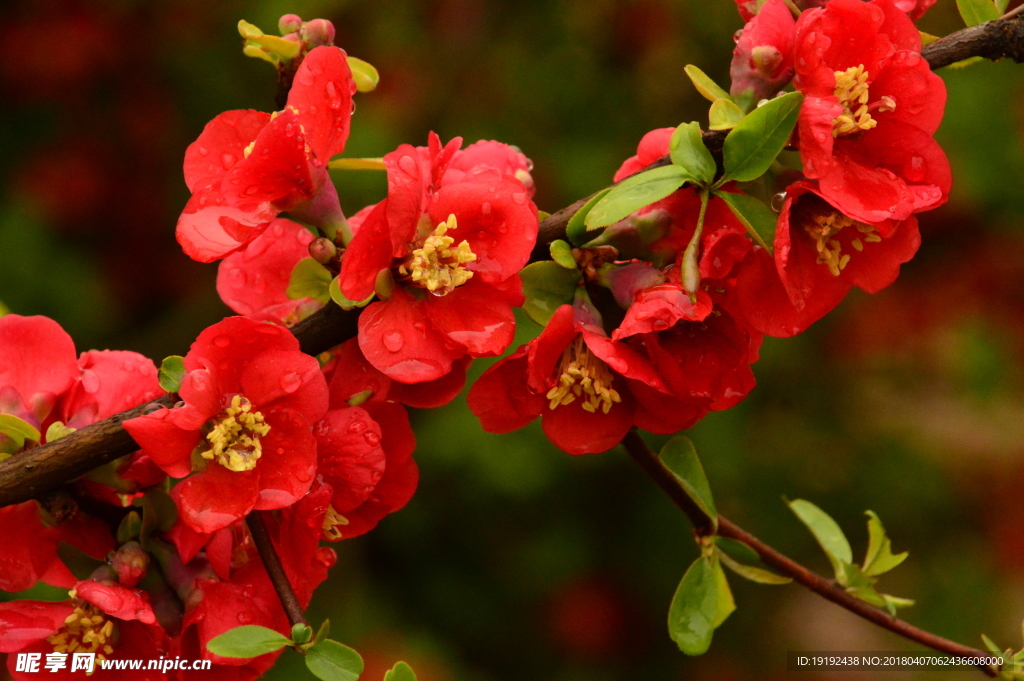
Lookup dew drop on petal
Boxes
[81,370,100,394]
[221,153,236,169]
[280,372,302,394]
[364,431,381,446]
[213,335,232,348]
[237,612,253,624]
[383,331,405,352]
[198,147,209,156]
[398,155,418,176]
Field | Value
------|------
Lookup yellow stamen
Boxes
[199,395,270,472]
[322,504,349,541]
[803,211,881,277]
[48,601,114,672]
[831,65,895,137]
[545,336,622,415]
[397,214,476,295]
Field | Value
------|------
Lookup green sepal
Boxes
[292,623,314,646]
[288,258,333,304]
[329,276,374,310]
[566,188,611,246]
[206,625,292,658]
[670,122,716,186]
[709,99,745,131]
[347,56,380,92]
[684,65,731,103]
[45,422,76,443]
[305,639,364,681]
[549,240,577,269]
[157,355,186,394]
[520,261,582,326]
[659,436,717,530]
[117,511,143,544]
[719,92,803,184]
[714,190,777,252]
[787,498,852,582]
[384,662,418,681]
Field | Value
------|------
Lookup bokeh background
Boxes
[2,1,1024,679]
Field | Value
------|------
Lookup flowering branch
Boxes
[620,430,999,677]
[247,511,309,627]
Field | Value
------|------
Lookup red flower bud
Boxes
[302,18,336,48]
[729,0,795,102]
[278,13,303,35]
[110,541,150,588]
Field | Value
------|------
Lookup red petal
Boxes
[206,528,234,581]
[65,350,162,424]
[75,580,156,624]
[384,144,428,250]
[172,465,260,534]
[870,55,945,136]
[122,408,200,479]
[0,601,74,652]
[526,305,577,393]
[630,379,710,434]
[240,350,328,423]
[221,108,317,208]
[165,520,211,565]
[467,345,545,433]
[314,408,387,513]
[541,387,634,455]
[0,503,49,592]
[363,401,416,462]
[843,216,921,293]
[338,199,392,302]
[0,315,78,413]
[327,339,393,408]
[446,140,534,193]
[584,328,668,393]
[252,408,318,510]
[613,128,674,182]
[183,110,271,193]
[175,188,276,263]
[388,356,469,408]
[424,280,516,356]
[287,46,355,163]
[338,456,419,540]
[614,286,713,339]
[185,317,299,395]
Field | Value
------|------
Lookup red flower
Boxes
[613,128,674,183]
[0,315,79,434]
[793,0,950,224]
[176,46,355,263]
[894,0,937,20]
[733,180,921,336]
[123,317,328,533]
[338,134,538,383]
[730,0,796,102]
[216,218,324,324]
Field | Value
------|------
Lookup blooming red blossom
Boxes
[176,46,355,262]
[793,0,950,224]
[123,317,328,533]
[338,134,538,383]
[730,0,796,102]
[0,315,79,435]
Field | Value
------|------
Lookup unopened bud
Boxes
[110,541,150,588]
[309,237,338,265]
[278,14,303,35]
[302,18,336,48]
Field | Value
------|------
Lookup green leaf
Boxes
[668,555,719,655]
[292,623,313,646]
[329,277,373,310]
[520,261,582,326]
[56,542,106,581]
[956,0,999,26]
[946,56,985,70]
[288,258,333,304]
[709,99,745,131]
[684,65,731,102]
[549,240,577,269]
[787,499,852,581]
[207,625,291,658]
[566,188,611,245]
[714,190,777,252]
[247,34,301,59]
[117,511,142,544]
[670,122,716,186]
[659,436,717,529]
[881,594,915,617]
[45,421,76,443]
[862,511,909,577]
[0,414,41,450]
[237,19,264,39]
[847,585,888,608]
[314,619,331,645]
[157,355,186,393]
[585,166,691,229]
[384,662,418,681]
[716,548,792,585]
[919,31,940,46]
[347,56,380,92]
[981,634,1003,657]
[713,536,760,565]
[711,558,736,628]
[720,92,803,184]
[995,0,1010,13]
[305,639,364,681]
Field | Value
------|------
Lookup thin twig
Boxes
[620,429,999,677]
[248,511,309,627]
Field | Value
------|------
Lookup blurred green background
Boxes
[2,1,1024,679]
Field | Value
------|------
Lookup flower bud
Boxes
[729,0,795,102]
[301,18,336,48]
[110,540,150,588]
[278,14,303,35]
[309,237,338,265]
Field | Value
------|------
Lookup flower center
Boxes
[398,214,476,295]
[831,65,895,138]
[47,598,114,662]
[322,504,349,541]
[546,336,622,414]
[200,395,270,472]
[803,210,881,277]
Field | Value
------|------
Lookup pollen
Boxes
[397,214,476,295]
[322,504,349,541]
[546,336,622,414]
[804,211,881,277]
[199,395,270,472]
[48,601,115,665]
[831,65,895,137]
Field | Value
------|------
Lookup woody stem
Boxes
[247,511,309,627]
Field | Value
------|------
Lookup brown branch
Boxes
[620,429,998,677]
[3,16,1024,508]
[247,510,309,627]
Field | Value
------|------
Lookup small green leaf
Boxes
[668,555,719,655]
[713,536,760,565]
[45,421,76,443]
[292,623,313,646]
[328,158,386,171]
[348,57,380,92]
[720,92,803,184]
[0,414,41,450]
[839,561,876,589]
[711,558,736,628]
[995,0,1010,13]
[237,20,264,39]
[56,542,107,581]
[329,277,374,310]
[709,99,745,131]
[157,355,186,393]
[684,65,731,103]
[956,0,999,26]
[659,436,717,529]
[549,240,577,269]
[520,261,582,326]
[847,584,888,608]
[881,594,915,616]
[117,511,142,544]
[305,639,364,681]
[716,548,792,585]
[314,619,331,645]
[714,190,777,252]
[247,34,301,59]
[384,662,418,681]
[982,634,1003,657]
[207,625,292,658]
[670,122,716,186]
[946,56,985,69]
[919,31,940,45]
[566,188,611,245]
[585,166,691,229]
[288,258,333,304]
[788,499,852,581]
[862,511,909,577]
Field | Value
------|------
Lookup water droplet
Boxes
[481,202,492,215]
[237,612,253,624]
[272,222,285,237]
[213,335,232,348]
[280,372,302,394]
[771,192,787,212]
[221,153,236,169]
[326,81,342,109]
[347,420,367,434]
[284,123,296,137]
[383,331,405,352]
[398,155,418,176]
[198,146,209,156]
[242,585,256,597]
[364,431,381,446]
[81,370,100,394]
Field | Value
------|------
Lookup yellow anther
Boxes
[545,336,622,414]
[832,64,889,137]
[322,504,350,541]
[398,214,476,295]
[242,140,256,158]
[199,395,270,472]
[48,602,114,670]
[803,210,881,277]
